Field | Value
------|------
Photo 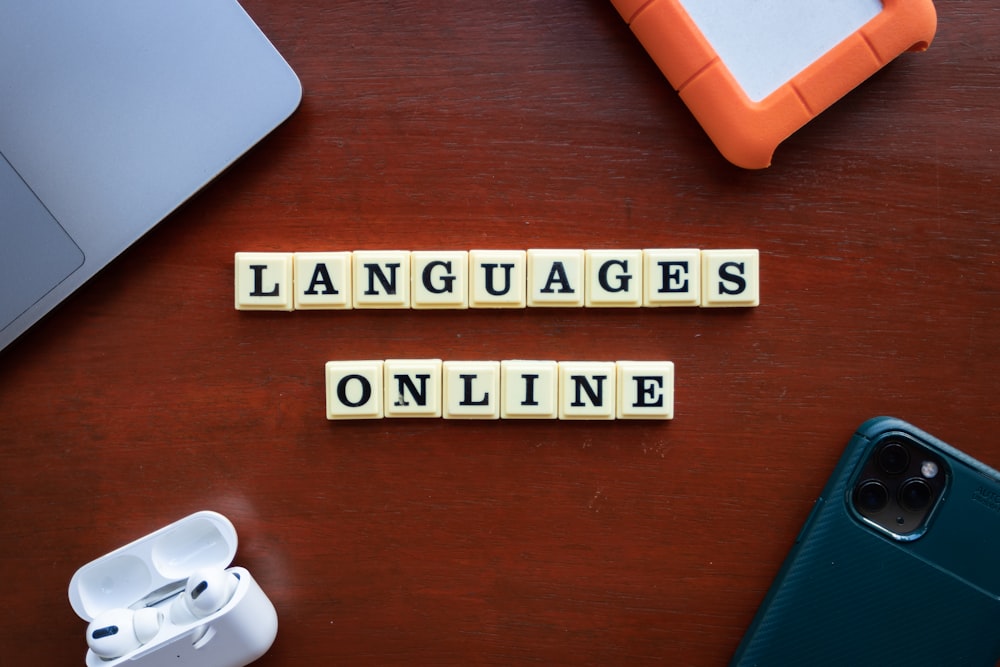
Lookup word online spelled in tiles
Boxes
[235,248,760,310]
[326,359,674,420]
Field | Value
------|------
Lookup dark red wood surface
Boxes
[2,2,998,665]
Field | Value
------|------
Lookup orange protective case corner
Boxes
[612,0,937,168]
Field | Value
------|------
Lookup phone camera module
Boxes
[855,480,889,513]
[851,435,948,538]
[899,478,933,512]
[877,441,910,475]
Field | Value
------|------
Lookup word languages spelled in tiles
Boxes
[235,248,760,311]
[325,359,675,420]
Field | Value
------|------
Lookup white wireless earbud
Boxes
[87,607,163,659]
[169,567,239,625]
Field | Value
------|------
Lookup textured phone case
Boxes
[731,417,1000,666]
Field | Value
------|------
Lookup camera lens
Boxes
[899,478,933,512]
[855,480,889,513]
[877,441,910,475]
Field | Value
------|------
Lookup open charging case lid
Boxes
[68,511,238,622]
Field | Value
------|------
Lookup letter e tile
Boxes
[643,249,701,307]
[616,361,674,420]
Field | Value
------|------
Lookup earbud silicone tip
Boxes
[133,607,163,644]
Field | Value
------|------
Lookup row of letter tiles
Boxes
[326,359,674,420]
[235,249,759,311]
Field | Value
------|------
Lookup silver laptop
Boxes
[0,0,301,352]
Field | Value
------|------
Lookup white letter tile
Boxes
[235,252,294,311]
[643,248,701,307]
[469,250,527,308]
[383,359,442,417]
[527,249,585,307]
[353,250,411,308]
[500,360,559,419]
[558,361,617,419]
[616,361,674,420]
[411,251,469,309]
[701,249,759,307]
[295,252,353,309]
[326,360,383,419]
[443,361,501,419]
[585,249,643,307]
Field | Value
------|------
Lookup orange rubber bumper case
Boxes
[611,0,937,168]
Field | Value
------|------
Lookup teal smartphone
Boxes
[731,416,1000,666]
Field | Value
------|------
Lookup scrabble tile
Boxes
[383,359,442,417]
[234,252,294,311]
[469,249,527,308]
[558,361,617,420]
[500,360,558,419]
[585,249,643,307]
[411,251,469,309]
[643,248,701,307]
[294,252,353,309]
[527,249,585,307]
[701,249,759,307]
[616,361,674,420]
[326,360,383,419]
[353,250,410,308]
[443,361,500,419]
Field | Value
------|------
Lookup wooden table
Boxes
[3,2,997,664]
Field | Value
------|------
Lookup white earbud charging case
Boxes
[68,511,278,667]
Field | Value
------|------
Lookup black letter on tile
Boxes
[305,264,340,295]
[656,261,689,293]
[364,263,400,295]
[481,263,514,296]
[519,374,539,406]
[570,375,605,407]
[249,265,280,296]
[337,374,372,408]
[394,374,430,406]
[459,375,490,406]
[598,260,631,293]
[423,261,456,294]
[631,376,664,408]
[718,262,746,295]
[540,262,574,294]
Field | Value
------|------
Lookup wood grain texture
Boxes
[2,1,998,664]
